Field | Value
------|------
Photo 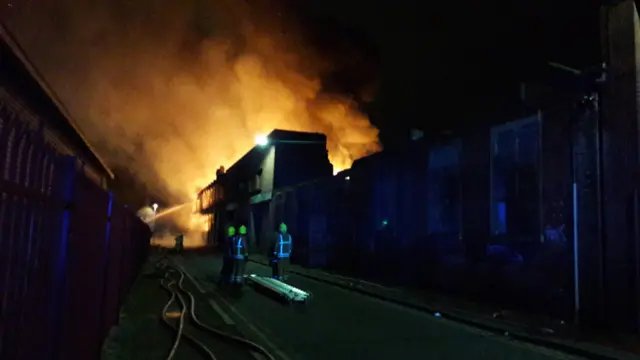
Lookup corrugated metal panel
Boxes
[1,88,71,155]
[0,23,113,180]
[0,88,40,131]
[0,100,150,359]
[0,88,106,187]
[59,171,111,360]
[0,107,66,359]
[102,195,125,340]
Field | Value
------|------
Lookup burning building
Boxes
[197,129,332,248]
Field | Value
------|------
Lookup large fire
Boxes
[190,201,211,233]
[6,0,382,240]
[146,201,211,248]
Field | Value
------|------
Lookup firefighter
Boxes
[218,225,236,285]
[174,233,184,253]
[231,225,249,286]
[270,222,292,281]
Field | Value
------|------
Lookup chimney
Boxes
[216,166,226,179]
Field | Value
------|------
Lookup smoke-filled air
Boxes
[3,0,381,238]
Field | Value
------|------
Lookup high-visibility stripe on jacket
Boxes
[273,233,292,258]
[234,235,248,259]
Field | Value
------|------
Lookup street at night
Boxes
[3,0,640,359]
[105,252,586,360]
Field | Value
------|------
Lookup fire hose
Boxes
[158,259,276,360]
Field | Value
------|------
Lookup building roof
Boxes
[226,129,327,174]
[0,22,114,180]
[267,129,327,143]
[198,129,327,195]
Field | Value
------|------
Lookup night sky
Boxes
[0,0,606,206]
[2,0,604,139]
[290,0,603,144]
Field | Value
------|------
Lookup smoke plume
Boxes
[3,0,381,207]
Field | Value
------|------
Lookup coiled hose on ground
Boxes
[160,271,218,360]
[156,255,276,360]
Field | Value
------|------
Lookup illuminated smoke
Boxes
[3,0,381,231]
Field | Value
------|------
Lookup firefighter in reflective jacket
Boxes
[174,233,184,253]
[231,225,249,285]
[270,222,292,280]
[219,226,235,285]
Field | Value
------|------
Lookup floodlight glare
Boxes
[255,135,269,146]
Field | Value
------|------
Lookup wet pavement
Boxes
[102,256,263,360]
[174,253,590,360]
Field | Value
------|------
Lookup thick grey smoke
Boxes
[3,0,381,215]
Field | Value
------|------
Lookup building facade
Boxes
[197,1,640,334]
[195,2,640,335]
[197,129,332,249]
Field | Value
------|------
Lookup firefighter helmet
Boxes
[227,226,236,236]
[279,222,287,233]
[239,225,247,235]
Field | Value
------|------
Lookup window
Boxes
[203,188,214,208]
[490,116,541,241]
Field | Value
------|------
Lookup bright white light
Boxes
[345,176,350,180]
[152,203,158,212]
[255,135,269,146]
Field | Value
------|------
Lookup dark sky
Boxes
[290,0,604,143]
[0,0,607,206]
[1,0,604,142]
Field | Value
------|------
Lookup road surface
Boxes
[176,253,583,360]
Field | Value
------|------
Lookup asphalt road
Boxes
[103,256,260,360]
[177,253,584,360]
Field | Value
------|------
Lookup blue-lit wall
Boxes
[241,113,578,324]
[237,92,639,333]
[343,144,432,285]
[0,48,151,359]
[311,112,576,322]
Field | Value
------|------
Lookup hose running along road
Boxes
[158,257,276,360]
